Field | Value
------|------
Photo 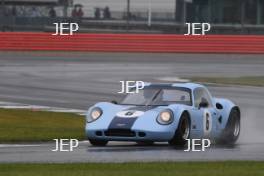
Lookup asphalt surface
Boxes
[1,142,264,163]
[0,52,264,162]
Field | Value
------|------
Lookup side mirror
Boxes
[216,102,223,110]
[199,98,209,109]
[111,100,118,104]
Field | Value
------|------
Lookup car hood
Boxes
[115,105,162,118]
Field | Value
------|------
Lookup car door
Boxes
[191,87,218,139]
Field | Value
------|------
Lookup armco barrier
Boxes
[0,32,264,54]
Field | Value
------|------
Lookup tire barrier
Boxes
[0,32,264,54]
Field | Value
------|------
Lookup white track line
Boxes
[0,101,86,116]
[0,141,89,148]
[0,144,43,148]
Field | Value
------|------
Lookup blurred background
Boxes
[0,0,263,34]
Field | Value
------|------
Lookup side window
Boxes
[193,88,212,108]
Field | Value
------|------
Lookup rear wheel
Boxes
[169,112,190,146]
[217,107,240,145]
[89,139,108,146]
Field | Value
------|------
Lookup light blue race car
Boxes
[86,83,240,146]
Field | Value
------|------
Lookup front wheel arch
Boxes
[181,110,191,132]
[169,110,191,146]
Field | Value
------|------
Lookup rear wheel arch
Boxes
[218,106,241,144]
[226,106,240,127]
[232,106,240,117]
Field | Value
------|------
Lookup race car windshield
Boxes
[120,87,192,106]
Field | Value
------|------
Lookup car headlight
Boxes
[157,110,174,125]
[87,107,102,123]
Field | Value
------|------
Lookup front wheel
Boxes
[169,112,190,146]
[217,107,240,145]
[89,139,108,146]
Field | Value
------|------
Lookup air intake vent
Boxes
[104,129,136,137]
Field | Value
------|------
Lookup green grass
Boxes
[188,76,264,87]
[0,162,263,176]
[0,108,85,143]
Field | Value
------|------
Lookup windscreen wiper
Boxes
[146,89,161,106]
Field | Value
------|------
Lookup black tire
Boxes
[89,139,108,146]
[217,107,240,145]
[169,112,190,146]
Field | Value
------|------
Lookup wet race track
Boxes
[0,52,264,162]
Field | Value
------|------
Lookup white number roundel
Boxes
[116,111,144,118]
[203,109,212,136]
